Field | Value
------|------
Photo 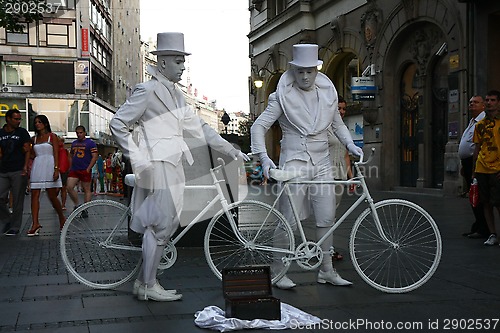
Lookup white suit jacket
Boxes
[251,70,354,166]
[110,66,238,171]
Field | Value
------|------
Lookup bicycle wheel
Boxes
[350,199,442,293]
[204,200,295,284]
[60,200,142,289]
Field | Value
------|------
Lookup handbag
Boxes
[58,146,69,173]
[469,178,479,208]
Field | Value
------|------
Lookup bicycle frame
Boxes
[169,163,237,245]
[261,149,397,263]
[100,162,236,252]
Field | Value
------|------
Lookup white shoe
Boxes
[275,275,296,289]
[133,279,176,296]
[137,281,182,301]
[484,234,498,246]
[317,269,353,286]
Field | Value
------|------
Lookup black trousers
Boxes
[461,157,489,235]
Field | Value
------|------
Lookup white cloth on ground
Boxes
[194,302,322,332]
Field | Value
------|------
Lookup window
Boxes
[90,34,110,69]
[1,62,32,86]
[267,0,287,19]
[90,2,111,43]
[6,23,28,45]
[52,0,76,10]
[46,24,69,46]
[32,61,74,93]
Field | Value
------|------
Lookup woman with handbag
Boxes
[27,115,66,236]
[57,135,70,210]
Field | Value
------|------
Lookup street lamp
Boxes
[221,111,230,134]
[252,66,276,89]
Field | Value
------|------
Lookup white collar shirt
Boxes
[458,111,485,159]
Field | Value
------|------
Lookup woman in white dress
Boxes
[27,115,66,236]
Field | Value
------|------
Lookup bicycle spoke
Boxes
[60,200,141,289]
[350,199,442,293]
[205,200,294,284]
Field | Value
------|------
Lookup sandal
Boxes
[332,252,343,261]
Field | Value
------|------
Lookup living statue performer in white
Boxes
[110,32,248,301]
[251,43,363,289]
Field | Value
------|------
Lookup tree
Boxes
[237,119,253,153]
[0,0,48,32]
[238,119,253,137]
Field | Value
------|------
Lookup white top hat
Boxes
[288,44,323,68]
[151,32,191,56]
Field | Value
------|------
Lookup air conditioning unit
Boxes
[2,86,12,92]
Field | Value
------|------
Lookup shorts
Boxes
[476,172,500,206]
[68,170,92,183]
[106,172,113,180]
[92,172,98,180]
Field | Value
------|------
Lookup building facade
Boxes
[249,0,500,195]
[0,0,141,151]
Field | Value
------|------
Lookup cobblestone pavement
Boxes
[0,186,499,332]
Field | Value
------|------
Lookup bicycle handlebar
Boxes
[217,157,226,167]
[355,147,375,166]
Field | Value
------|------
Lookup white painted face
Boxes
[292,66,318,90]
[158,55,186,83]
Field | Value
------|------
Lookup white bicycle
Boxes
[60,149,442,293]
[59,159,294,289]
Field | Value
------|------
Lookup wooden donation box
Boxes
[222,266,281,320]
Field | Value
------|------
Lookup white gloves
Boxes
[258,153,277,179]
[347,143,363,157]
[231,150,250,162]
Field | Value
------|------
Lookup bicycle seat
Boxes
[270,169,304,182]
[124,174,136,187]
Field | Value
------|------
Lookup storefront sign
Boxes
[81,28,89,57]
[75,60,90,93]
[351,77,376,100]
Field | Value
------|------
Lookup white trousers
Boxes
[130,161,185,286]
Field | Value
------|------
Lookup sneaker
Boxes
[80,209,88,218]
[484,234,498,246]
[4,229,19,236]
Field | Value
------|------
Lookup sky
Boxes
[139,0,251,114]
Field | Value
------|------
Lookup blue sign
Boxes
[351,77,376,100]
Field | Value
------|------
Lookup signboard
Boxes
[351,77,376,100]
[344,114,364,147]
[75,60,90,93]
[81,28,89,57]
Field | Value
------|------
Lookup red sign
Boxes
[81,28,89,57]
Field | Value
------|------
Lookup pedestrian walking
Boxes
[458,95,488,238]
[473,90,500,246]
[66,126,98,213]
[0,109,31,236]
[27,115,66,235]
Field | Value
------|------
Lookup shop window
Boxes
[1,62,32,86]
[32,61,74,93]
